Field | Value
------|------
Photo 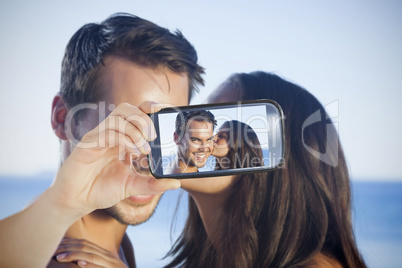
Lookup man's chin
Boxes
[105,194,162,226]
[194,160,209,168]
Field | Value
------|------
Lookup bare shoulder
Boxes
[307,253,343,268]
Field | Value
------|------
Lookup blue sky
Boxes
[0,0,401,180]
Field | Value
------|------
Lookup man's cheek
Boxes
[180,142,188,152]
[188,144,199,152]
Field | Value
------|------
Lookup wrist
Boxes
[36,187,88,227]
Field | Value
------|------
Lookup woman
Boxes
[166,71,367,267]
[212,120,264,170]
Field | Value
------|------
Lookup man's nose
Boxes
[198,146,207,151]
[198,143,212,151]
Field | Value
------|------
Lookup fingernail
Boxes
[56,253,67,260]
[150,129,157,140]
[78,260,87,267]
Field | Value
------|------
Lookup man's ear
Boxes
[51,93,68,140]
[173,132,180,145]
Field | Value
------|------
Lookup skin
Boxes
[49,56,189,266]
[204,79,242,104]
[173,120,214,173]
[88,56,188,225]
[212,126,230,158]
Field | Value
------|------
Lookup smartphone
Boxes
[148,99,285,179]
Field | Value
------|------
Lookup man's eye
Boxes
[190,139,201,144]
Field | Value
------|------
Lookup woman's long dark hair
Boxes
[215,120,264,170]
[165,72,367,267]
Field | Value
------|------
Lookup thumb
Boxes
[138,101,176,114]
[125,174,181,197]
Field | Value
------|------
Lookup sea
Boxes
[0,173,401,268]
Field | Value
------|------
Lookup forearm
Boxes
[0,187,84,267]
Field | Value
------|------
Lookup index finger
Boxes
[57,239,110,256]
[108,103,156,141]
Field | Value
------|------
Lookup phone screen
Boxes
[148,99,284,179]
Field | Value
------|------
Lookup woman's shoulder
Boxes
[305,253,343,268]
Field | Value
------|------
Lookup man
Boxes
[43,13,204,267]
[166,110,216,174]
